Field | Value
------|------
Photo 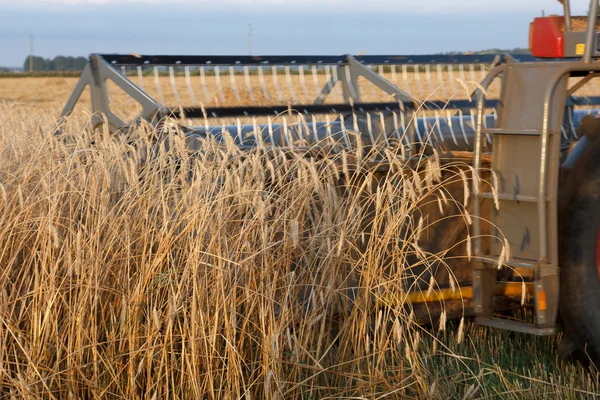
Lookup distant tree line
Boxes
[23,55,87,72]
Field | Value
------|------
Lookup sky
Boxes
[0,0,593,68]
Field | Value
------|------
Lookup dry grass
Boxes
[0,71,599,398]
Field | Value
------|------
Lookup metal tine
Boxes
[479,64,487,81]
[414,109,423,143]
[298,65,310,102]
[285,65,298,103]
[229,66,241,102]
[401,65,412,98]
[437,64,450,99]
[184,66,197,104]
[325,114,333,145]
[332,66,342,100]
[236,117,243,146]
[447,64,457,96]
[469,64,477,83]
[283,116,292,149]
[243,66,255,102]
[153,66,165,104]
[311,65,321,98]
[253,117,263,147]
[379,111,390,146]
[136,66,145,90]
[457,109,470,146]
[341,113,351,149]
[391,65,398,84]
[425,111,439,143]
[425,64,438,99]
[458,63,466,82]
[296,114,309,146]
[268,116,275,144]
[392,110,400,140]
[199,66,211,103]
[271,65,284,103]
[413,65,424,100]
[400,111,410,146]
[258,65,271,101]
[325,65,334,99]
[215,66,226,104]
[433,110,445,143]
[446,109,459,146]
[366,112,376,145]
[311,114,318,143]
[168,66,181,104]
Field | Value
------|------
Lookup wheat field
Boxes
[0,74,599,398]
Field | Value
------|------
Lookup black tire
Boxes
[559,117,600,366]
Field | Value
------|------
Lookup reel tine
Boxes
[136,66,145,90]
[285,65,297,103]
[271,65,284,103]
[425,64,437,99]
[340,113,350,149]
[413,65,424,100]
[199,66,212,103]
[457,109,470,146]
[400,110,410,146]
[311,114,318,143]
[311,65,320,98]
[215,66,226,104]
[236,117,243,146]
[253,116,263,147]
[479,63,487,81]
[402,65,411,98]
[437,64,450,99]
[258,65,271,102]
[392,110,400,140]
[268,116,275,144]
[332,66,342,100]
[433,110,444,143]
[298,65,310,102]
[366,112,375,145]
[414,110,423,143]
[379,111,390,147]
[229,66,241,102]
[184,66,197,104]
[168,66,181,105]
[325,65,334,99]
[325,114,333,145]
[391,64,398,84]
[447,64,457,97]
[283,116,292,149]
[469,63,477,83]
[153,66,165,104]
[446,109,459,146]
[243,66,256,102]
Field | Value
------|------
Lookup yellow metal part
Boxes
[403,281,534,304]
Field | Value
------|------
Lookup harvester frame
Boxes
[60,0,600,364]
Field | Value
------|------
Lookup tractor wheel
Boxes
[558,116,600,366]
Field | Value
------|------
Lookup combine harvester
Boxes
[61,0,600,364]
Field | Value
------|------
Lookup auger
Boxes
[61,0,600,365]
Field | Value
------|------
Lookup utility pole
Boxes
[29,35,33,72]
[248,24,252,55]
